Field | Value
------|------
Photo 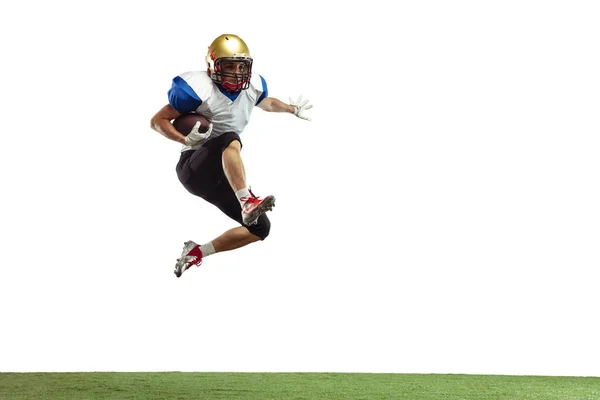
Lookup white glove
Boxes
[290,95,313,121]
[184,121,213,148]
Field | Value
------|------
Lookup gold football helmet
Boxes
[206,34,253,92]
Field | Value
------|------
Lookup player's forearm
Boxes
[263,97,294,113]
[151,118,186,145]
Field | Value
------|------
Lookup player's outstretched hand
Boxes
[290,96,313,121]
[184,121,213,148]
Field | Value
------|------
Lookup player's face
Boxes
[221,61,249,84]
[217,60,251,92]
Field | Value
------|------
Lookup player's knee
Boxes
[249,215,271,240]
[224,138,241,153]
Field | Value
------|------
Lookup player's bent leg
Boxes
[211,213,271,253]
[174,215,270,277]
[212,226,261,253]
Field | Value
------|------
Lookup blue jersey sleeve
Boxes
[168,76,202,114]
[255,75,268,105]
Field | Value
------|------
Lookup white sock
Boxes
[235,187,251,208]
[200,242,216,257]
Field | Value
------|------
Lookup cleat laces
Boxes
[241,188,261,208]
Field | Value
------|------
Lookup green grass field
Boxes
[1,372,599,400]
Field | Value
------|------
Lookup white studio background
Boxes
[0,0,599,377]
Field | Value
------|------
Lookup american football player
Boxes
[150,34,312,277]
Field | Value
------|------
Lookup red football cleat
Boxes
[174,241,203,278]
[241,190,275,226]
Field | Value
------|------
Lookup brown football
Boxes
[172,113,211,136]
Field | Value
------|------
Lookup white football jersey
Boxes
[168,71,268,152]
